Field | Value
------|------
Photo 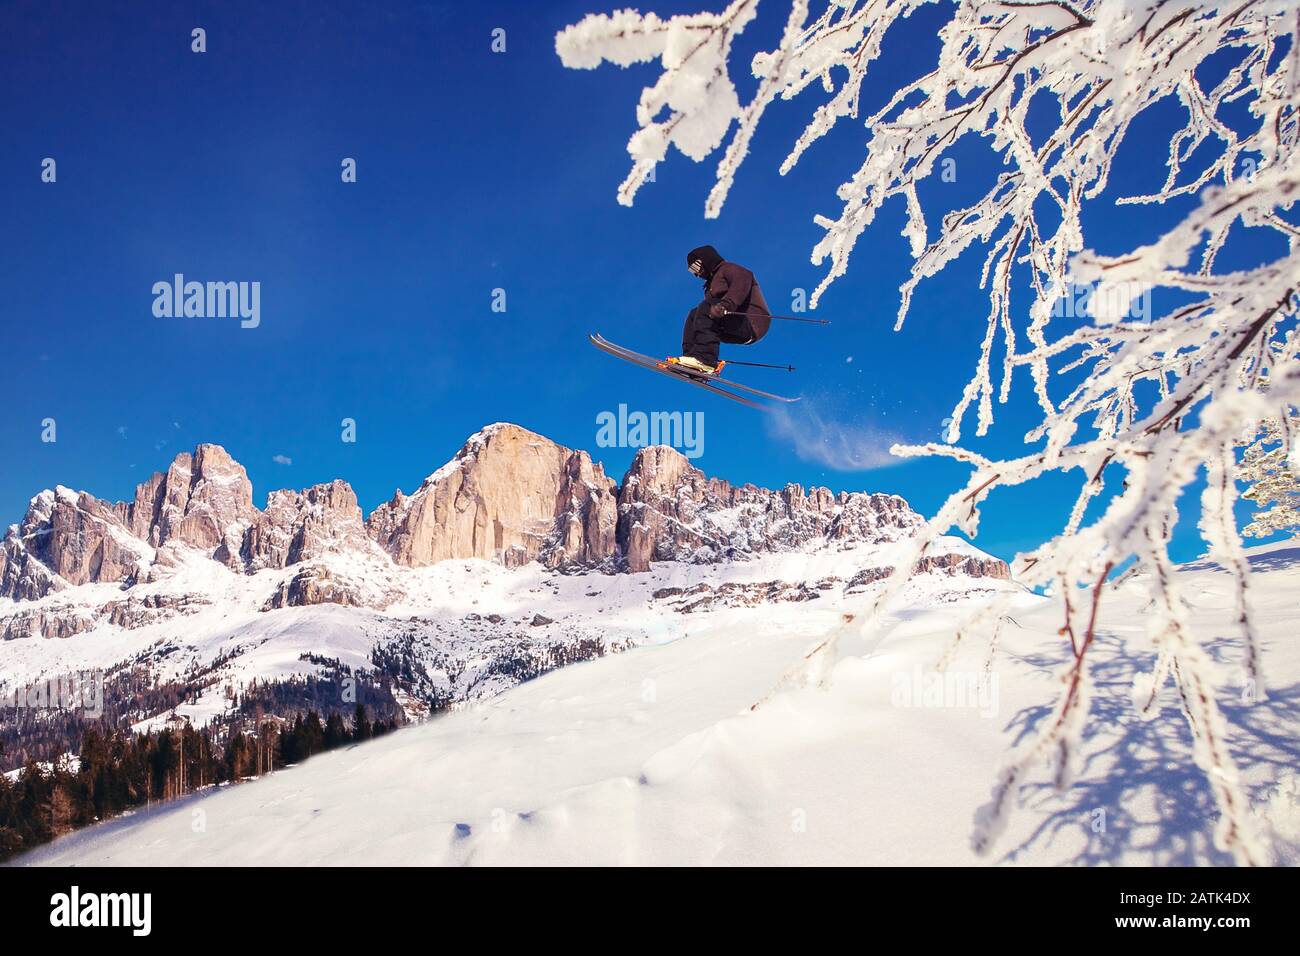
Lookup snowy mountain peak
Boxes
[0,424,1009,612]
[367,422,618,570]
[117,442,257,561]
[616,442,930,572]
[245,479,376,572]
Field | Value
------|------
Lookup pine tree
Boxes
[323,712,347,750]
[352,704,371,742]
[1239,414,1300,538]
[226,730,249,781]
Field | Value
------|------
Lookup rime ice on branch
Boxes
[560,0,1300,864]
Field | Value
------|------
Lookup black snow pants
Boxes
[682,299,758,366]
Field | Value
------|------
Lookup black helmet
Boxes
[686,245,723,279]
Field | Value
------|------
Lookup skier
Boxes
[675,245,772,375]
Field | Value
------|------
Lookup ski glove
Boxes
[708,302,728,319]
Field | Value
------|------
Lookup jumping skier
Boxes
[588,243,813,408]
[675,245,771,375]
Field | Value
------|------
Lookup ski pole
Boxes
[726,311,830,325]
[723,359,796,372]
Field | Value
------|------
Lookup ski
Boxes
[589,334,800,408]
[664,357,803,403]
[590,334,762,407]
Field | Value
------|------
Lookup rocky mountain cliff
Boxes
[616,444,926,572]
[366,424,619,570]
[0,448,378,604]
[245,480,378,571]
[0,487,149,601]
[0,423,1009,610]
[115,443,258,566]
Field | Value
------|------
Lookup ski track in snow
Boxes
[10,539,1300,866]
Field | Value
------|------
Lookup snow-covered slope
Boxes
[17,539,1300,866]
[0,534,1005,732]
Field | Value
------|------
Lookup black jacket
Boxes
[685,245,771,340]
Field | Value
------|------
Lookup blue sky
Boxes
[0,0,1282,563]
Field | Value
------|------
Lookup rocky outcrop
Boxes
[0,588,210,639]
[842,552,1012,591]
[652,579,831,613]
[616,445,926,572]
[652,551,1013,612]
[367,424,618,570]
[915,553,1010,580]
[116,444,257,565]
[101,592,210,629]
[0,488,149,600]
[0,538,63,602]
[243,480,372,570]
[262,564,371,610]
[0,603,99,640]
[542,451,620,568]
